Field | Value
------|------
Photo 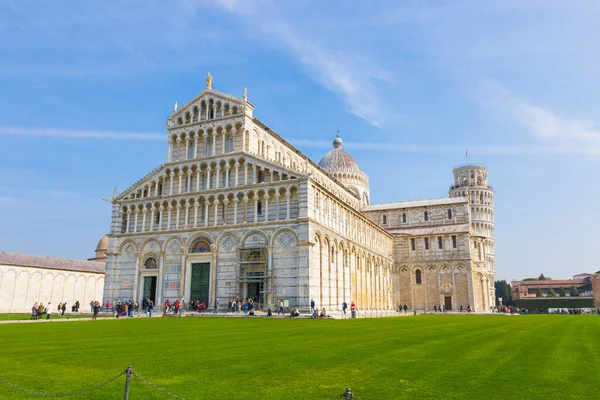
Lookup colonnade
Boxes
[120,186,298,234]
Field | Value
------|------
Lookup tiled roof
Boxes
[363,197,467,211]
[0,252,105,274]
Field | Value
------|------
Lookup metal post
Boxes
[123,366,132,400]
[344,388,353,400]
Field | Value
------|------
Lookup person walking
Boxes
[61,303,66,316]
[45,302,53,320]
[213,298,219,314]
[106,300,111,312]
[310,299,315,314]
[342,301,348,316]
[148,300,154,318]
[92,301,100,320]
[278,299,284,315]
[31,303,38,320]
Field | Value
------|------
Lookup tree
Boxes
[547,287,556,297]
[536,287,543,298]
[558,287,566,297]
[494,280,514,306]
[523,278,537,281]
[570,285,579,297]
[538,274,552,281]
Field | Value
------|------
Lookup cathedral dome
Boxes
[92,235,108,260]
[318,134,362,174]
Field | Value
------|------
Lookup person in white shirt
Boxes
[45,302,53,320]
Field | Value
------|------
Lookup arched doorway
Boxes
[188,238,212,305]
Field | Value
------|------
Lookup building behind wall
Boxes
[102,75,496,314]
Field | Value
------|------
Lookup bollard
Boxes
[123,366,132,400]
[344,388,353,400]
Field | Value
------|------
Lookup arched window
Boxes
[448,209,453,219]
[424,211,429,221]
[190,239,211,253]
[382,214,387,225]
[145,257,158,269]
[415,270,422,285]
[480,193,484,204]
[206,137,213,156]
[402,213,407,223]
[225,135,233,153]
[187,140,194,159]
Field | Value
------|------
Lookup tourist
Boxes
[312,308,318,318]
[214,298,219,314]
[174,299,180,315]
[31,302,38,320]
[278,299,284,315]
[61,303,66,316]
[90,300,94,313]
[351,301,356,311]
[148,300,154,318]
[459,305,463,313]
[37,302,45,318]
[319,307,327,318]
[403,304,408,314]
[75,300,80,312]
[310,299,315,314]
[92,301,100,320]
[267,308,272,317]
[342,301,348,316]
[293,308,300,317]
[45,302,53,320]
[434,305,437,313]
[467,305,472,313]
[124,302,129,317]
[106,300,111,312]
[199,300,206,313]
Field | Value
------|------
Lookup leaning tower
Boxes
[449,164,495,311]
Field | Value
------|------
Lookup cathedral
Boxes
[102,75,496,314]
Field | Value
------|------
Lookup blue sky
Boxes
[1,1,599,281]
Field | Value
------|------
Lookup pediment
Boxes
[168,88,251,126]
[116,164,166,201]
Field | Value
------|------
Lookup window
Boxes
[415,270,422,285]
[206,138,213,156]
[470,171,474,179]
[448,209,452,219]
[480,193,484,204]
[187,140,194,159]
[382,214,387,225]
[221,204,226,219]
[452,235,457,249]
[257,201,262,215]
[402,213,407,223]
[158,184,163,196]
[411,238,416,251]
[424,211,428,221]
[438,236,443,249]
[424,238,429,250]
[154,211,160,225]
[258,170,265,183]
[225,135,233,153]
[121,214,127,233]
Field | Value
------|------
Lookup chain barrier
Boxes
[330,387,360,400]
[0,369,126,397]
[131,370,187,400]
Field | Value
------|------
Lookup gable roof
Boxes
[0,252,105,274]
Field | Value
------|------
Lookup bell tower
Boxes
[449,163,495,310]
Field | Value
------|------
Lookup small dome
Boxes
[96,235,108,252]
[318,135,362,174]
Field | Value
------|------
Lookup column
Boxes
[264,194,269,221]
[215,167,221,189]
[167,205,172,229]
[169,174,174,195]
[275,193,280,221]
[154,180,158,197]
[193,135,198,158]
[233,199,238,224]
[133,210,138,233]
[185,139,189,160]
[196,170,200,192]
[204,202,209,226]
[187,171,192,192]
[193,203,199,227]
[207,168,211,190]
[157,253,165,305]
[175,205,181,229]
[234,163,239,187]
[213,199,219,226]
[254,197,258,223]
[266,245,274,306]
[212,132,216,156]
[244,163,248,185]
[184,204,190,229]
[243,196,248,223]
[141,209,147,232]
[203,133,208,156]
[132,253,141,301]
[158,206,164,230]
[222,200,229,225]
[167,140,173,162]
[125,210,131,233]
[178,172,183,194]
[210,245,218,306]
[225,166,230,187]
[150,207,155,232]
[286,193,291,220]
[241,129,246,152]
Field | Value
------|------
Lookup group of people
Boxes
[163,299,181,316]
[114,300,139,318]
[228,298,256,315]
[29,300,88,319]
[188,299,207,313]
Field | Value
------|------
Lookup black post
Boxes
[344,388,353,400]
[123,366,132,400]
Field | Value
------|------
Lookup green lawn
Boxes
[0,315,598,399]
[0,313,111,321]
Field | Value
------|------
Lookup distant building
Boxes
[0,236,107,312]
[512,274,600,309]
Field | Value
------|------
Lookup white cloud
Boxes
[211,0,396,128]
[0,126,164,140]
